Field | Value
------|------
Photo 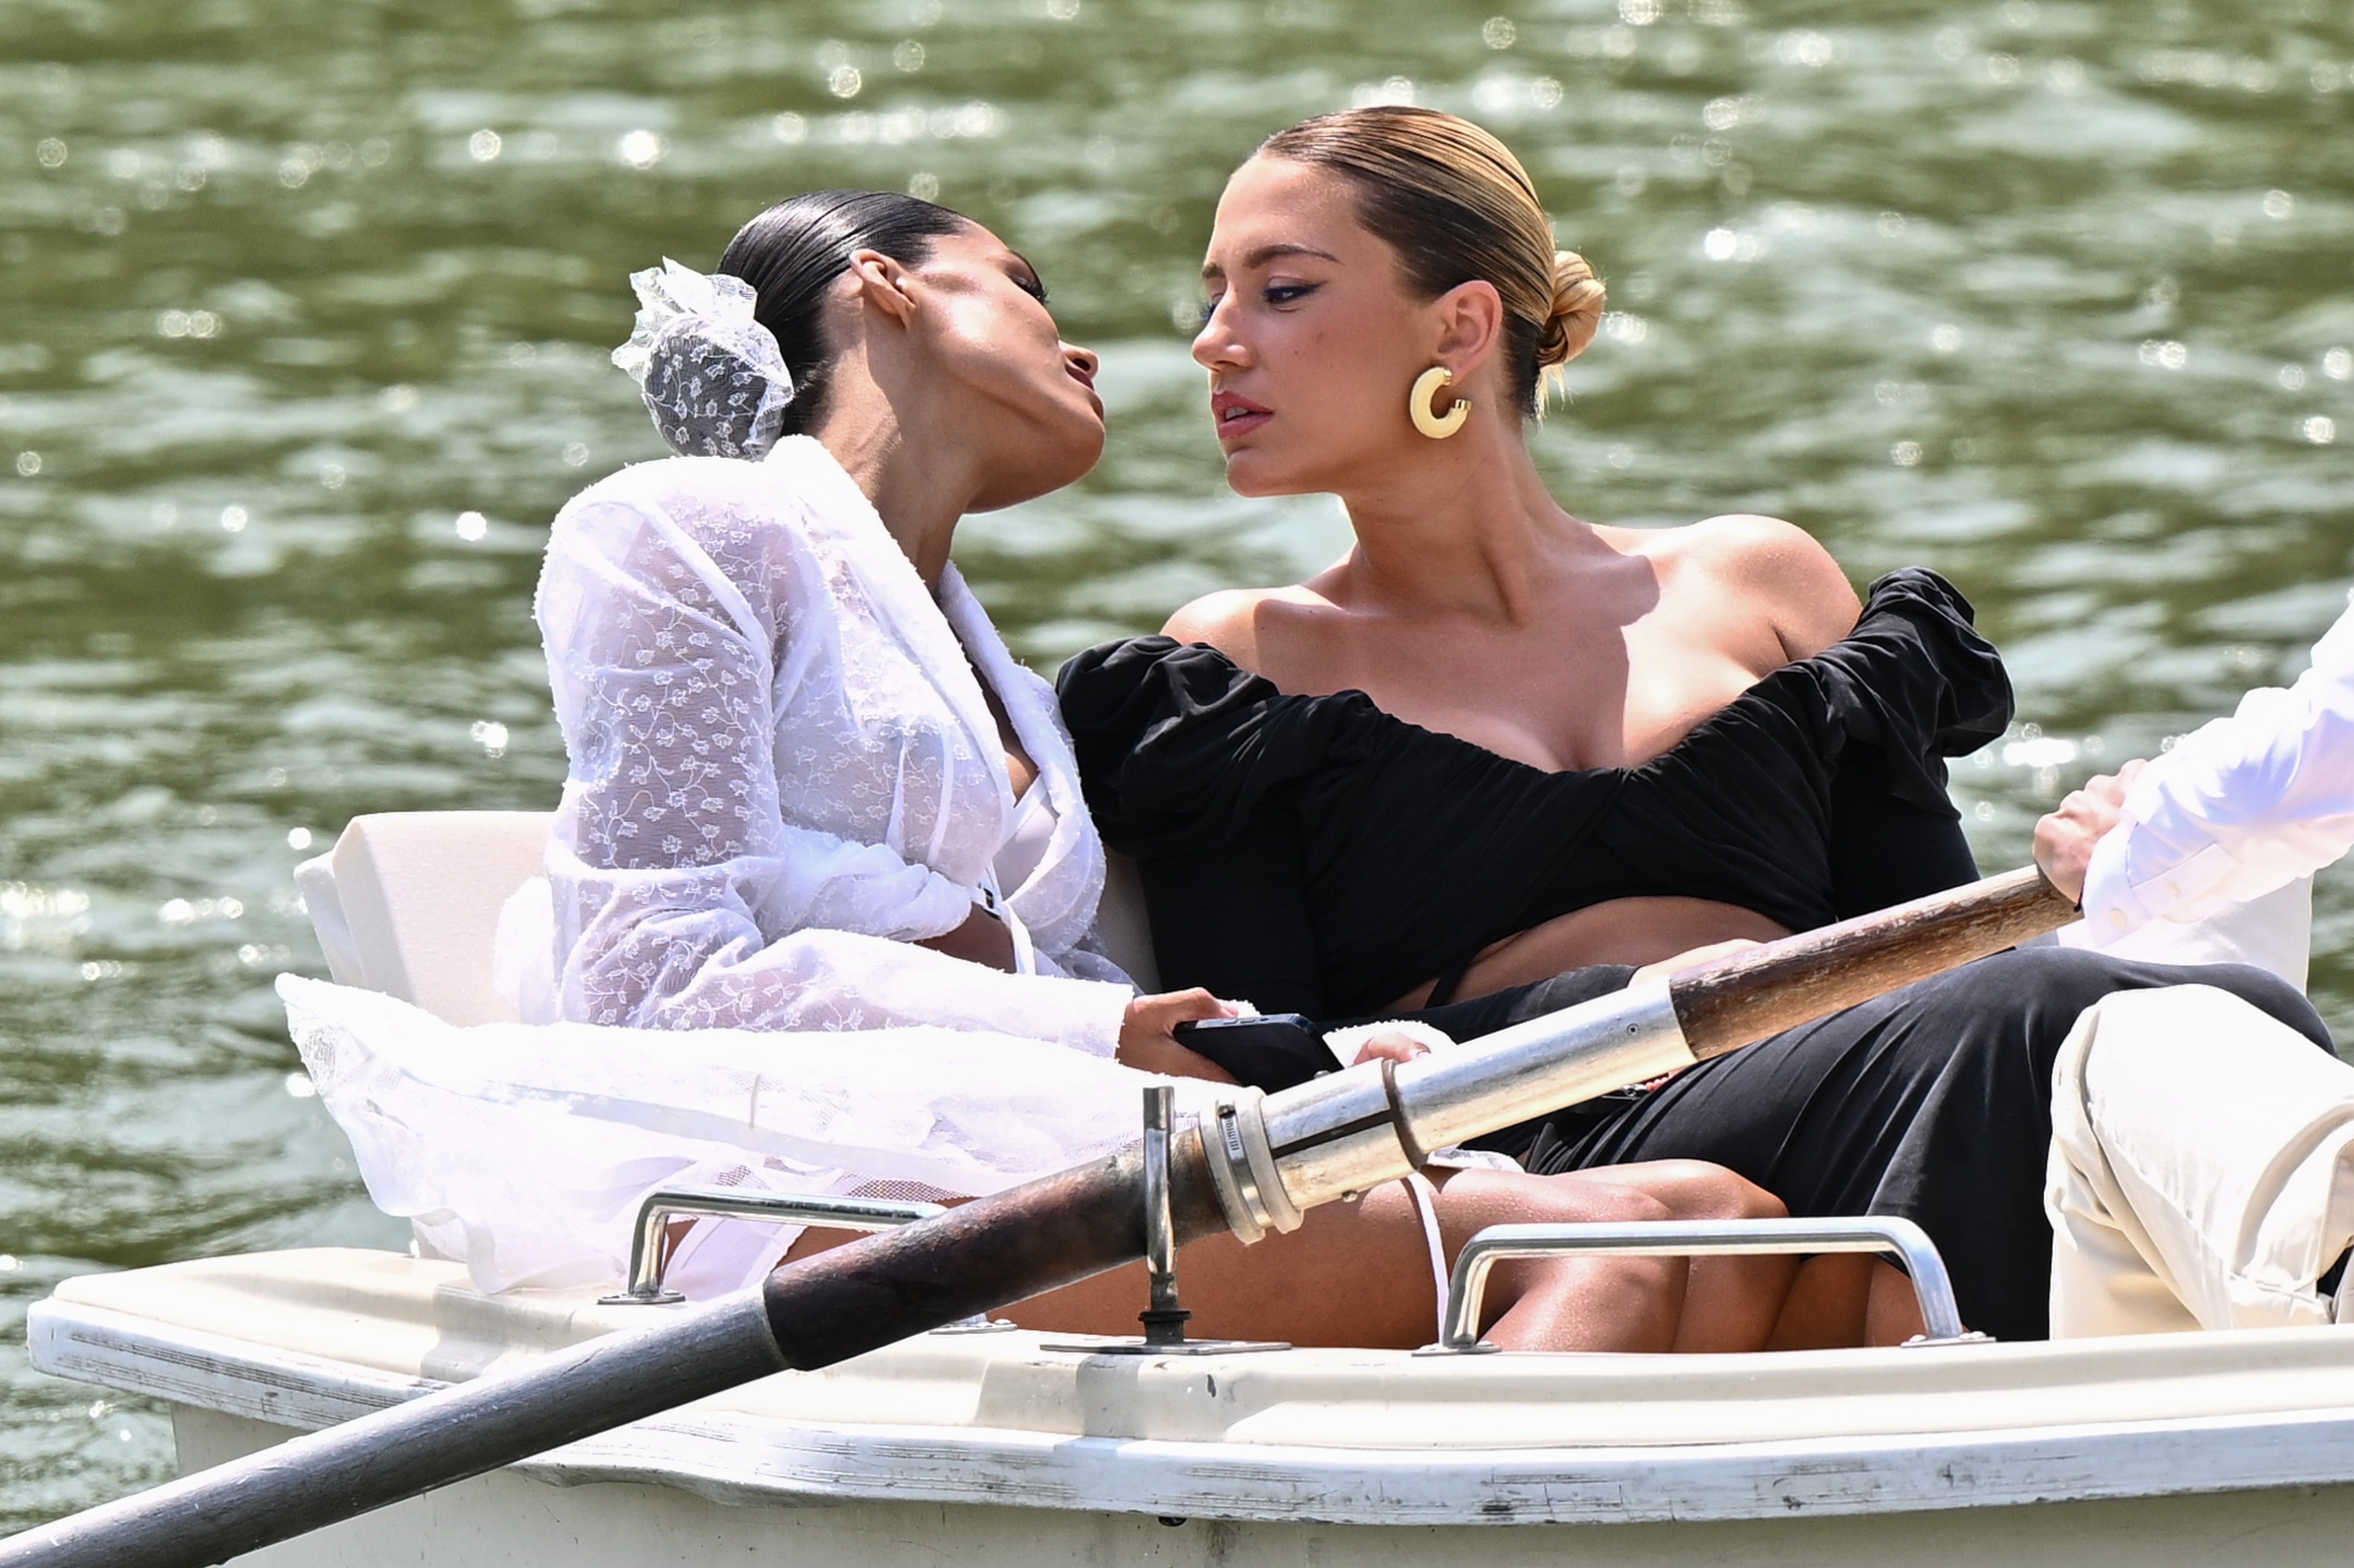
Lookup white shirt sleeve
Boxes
[2082,590,2354,938]
[538,482,1130,1054]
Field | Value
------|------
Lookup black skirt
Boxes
[1476,946,2331,1342]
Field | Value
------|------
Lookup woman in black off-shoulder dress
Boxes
[1060,107,2329,1343]
[1063,571,2327,1342]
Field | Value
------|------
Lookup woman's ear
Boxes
[1429,278,1506,380]
[846,248,921,328]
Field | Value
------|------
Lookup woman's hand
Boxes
[914,904,1018,972]
[2032,760,2144,905]
[1631,938,1762,987]
[1348,1030,1433,1067]
[1116,988,1242,1082]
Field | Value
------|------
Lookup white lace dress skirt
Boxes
[281,974,1220,1297]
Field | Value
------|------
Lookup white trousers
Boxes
[2046,984,2354,1337]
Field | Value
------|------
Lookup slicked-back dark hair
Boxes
[717,190,970,437]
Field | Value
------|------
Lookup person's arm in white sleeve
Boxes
[538,488,1133,1050]
[2080,591,2354,938]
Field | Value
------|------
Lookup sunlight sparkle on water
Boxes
[2004,737,2080,769]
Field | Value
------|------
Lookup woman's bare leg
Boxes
[780,1199,1416,1346]
[1766,1255,1929,1349]
[1865,1258,1929,1344]
[1418,1169,1689,1352]
[782,1164,1787,1353]
[1767,1254,1870,1349]
[1565,1160,1798,1353]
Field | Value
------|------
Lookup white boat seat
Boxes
[294,812,553,1026]
[294,812,1164,1026]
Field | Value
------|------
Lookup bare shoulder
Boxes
[1167,579,1337,664]
[1161,587,1283,667]
[1650,513,1860,661]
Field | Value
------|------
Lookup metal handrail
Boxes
[1424,1215,1988,1353]
[600,1187,944,1306]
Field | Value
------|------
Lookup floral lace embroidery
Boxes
[533,440,1129,1048]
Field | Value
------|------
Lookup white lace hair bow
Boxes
[611,259,796,460]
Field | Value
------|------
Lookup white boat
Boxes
[35,1247,2354,1564]
[24,813,2354,1564]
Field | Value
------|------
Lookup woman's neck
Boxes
[1329,427,1602,625]
[811,367,980,595]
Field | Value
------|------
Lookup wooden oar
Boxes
[0,867,2079,1568]
[1670,865,2077,1054]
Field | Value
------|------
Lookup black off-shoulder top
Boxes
[1056,569,2014,1020]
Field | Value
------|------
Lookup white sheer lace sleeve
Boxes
[536,465,1130,1055]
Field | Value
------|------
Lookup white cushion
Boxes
[296,812,553,1026]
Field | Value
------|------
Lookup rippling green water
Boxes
[3,0,2351,1527]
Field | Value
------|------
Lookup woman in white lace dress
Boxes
[533,190,1811,1352]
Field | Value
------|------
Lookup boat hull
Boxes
[170,1404,2354,1568]
[29,1249,2354,1565]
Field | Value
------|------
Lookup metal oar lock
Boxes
[1041,1083,1289,1356]
[0,866,2077,1568]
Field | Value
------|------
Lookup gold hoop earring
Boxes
[1410,366,1470,440]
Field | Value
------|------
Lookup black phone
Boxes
[1171,1014,1338,1093]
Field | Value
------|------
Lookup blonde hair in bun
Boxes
[1537,249,1606,368]
[1258,106,1601,416]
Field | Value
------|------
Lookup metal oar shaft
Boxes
[0,865,2079,1567]
[0,1293,786,1568]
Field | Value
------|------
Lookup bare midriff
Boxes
[1390,895,1793,1010]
